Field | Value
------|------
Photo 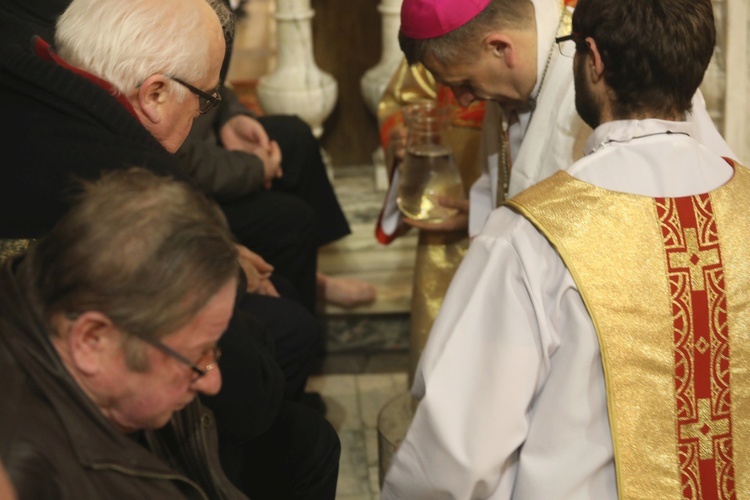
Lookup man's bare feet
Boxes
[317,272,377,308]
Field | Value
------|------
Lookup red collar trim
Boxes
[34,37,138,118]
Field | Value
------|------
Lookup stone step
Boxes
[317,166,418,317]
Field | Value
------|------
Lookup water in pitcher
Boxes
[397,143,464,222]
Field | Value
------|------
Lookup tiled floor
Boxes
[306,373,409,499]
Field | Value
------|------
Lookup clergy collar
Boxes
[585,119,695,155]
[33,36,138,118]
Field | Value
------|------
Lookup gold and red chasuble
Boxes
[507,163,750,499]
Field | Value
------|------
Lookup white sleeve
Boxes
[377,169,405,238]
[382,211,558,499]
[468,173,493,237]
[468,106,502,237]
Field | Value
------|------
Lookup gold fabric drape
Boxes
[377,60,485,380]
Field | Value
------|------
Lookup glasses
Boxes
[169,77,222,114]
[555,32,585,58]
[65,312,220,380]
[141,336,221,380]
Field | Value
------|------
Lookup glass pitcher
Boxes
[396,101,464,222]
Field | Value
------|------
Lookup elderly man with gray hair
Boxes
[0,168,243,498]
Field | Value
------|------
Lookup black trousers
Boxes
[220,115,351,313]
[222,190,318,313]
[259,115,350,248]
[243,276,323,401]
[218,400,340,500]
[203,284,338,499]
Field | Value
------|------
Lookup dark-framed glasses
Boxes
[169,77,222,114]
[65,312,220,380]
[555,32,585,58]
[141,336,221,381]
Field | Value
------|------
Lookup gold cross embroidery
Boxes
[667,228,719,291]
[679,398,730,460]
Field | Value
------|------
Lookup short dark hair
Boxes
[399,0,534,66]
[573,0,715,117]
[23,168,238,349]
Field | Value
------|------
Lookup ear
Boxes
[485,32,516,67]
[66,312,121,376]
[135,74,172,125]
[585,37,605,83]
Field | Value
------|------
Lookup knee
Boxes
[271,196,318,243]
[284,115,316,142]
[279,115,320,155]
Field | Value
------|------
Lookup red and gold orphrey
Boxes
[507,165,750,499]
[658,195,735,499]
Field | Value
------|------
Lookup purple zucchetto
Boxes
[400,0,492,39]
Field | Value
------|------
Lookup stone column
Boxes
[360,0,404,115]
[256,0,337,138]
[360,0,405,191]
[700,0,726,134]
[723,0,749,161]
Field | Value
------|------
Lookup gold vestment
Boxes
[507,165,750,499]
[377,60,485,379]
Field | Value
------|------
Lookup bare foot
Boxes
[317,272,377,308]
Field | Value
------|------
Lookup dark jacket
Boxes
[0,29,190,239]
[0,258,247,499]
[0,20,286,455]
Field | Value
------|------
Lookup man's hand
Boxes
[246,141,282,189]
[236,244,279,297]
[386,125,408,166]
[403,196,469,232]
[220,115,283,187]
[221,115,270,150]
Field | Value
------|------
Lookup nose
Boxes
[452,88,476,108]
[193,365,222,396]
[456,92,476,108]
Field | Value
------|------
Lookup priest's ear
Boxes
[484,32,517,67]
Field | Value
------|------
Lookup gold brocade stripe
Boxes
[506,164,750,499]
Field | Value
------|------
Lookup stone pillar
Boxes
[700,0,726,134]
[360,0,404,191]
[256,0,338,138]
[360,0,404,115]
[723,0,749,161]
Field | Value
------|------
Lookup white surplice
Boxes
[380,119,735,499]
